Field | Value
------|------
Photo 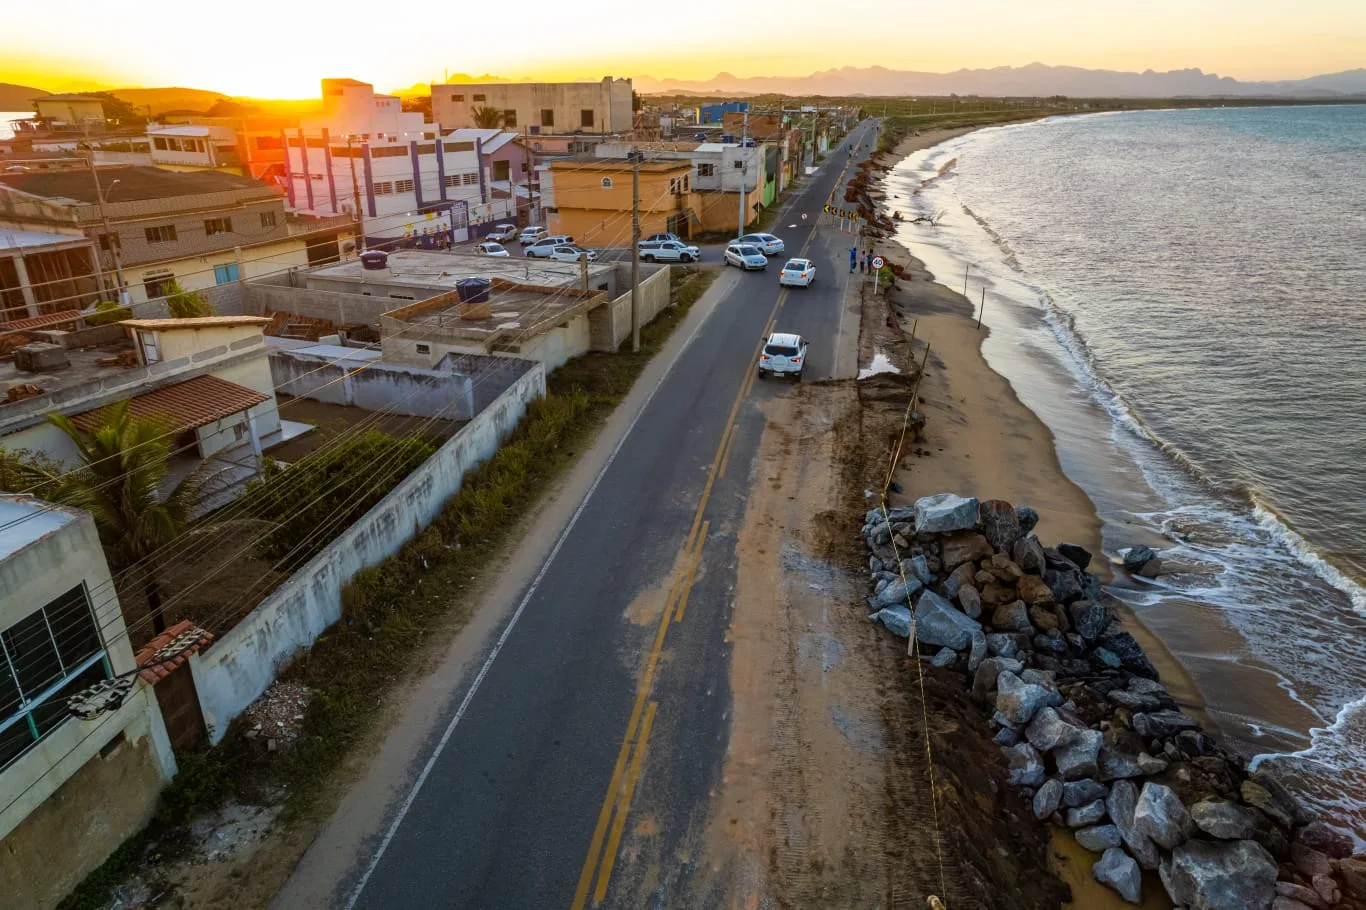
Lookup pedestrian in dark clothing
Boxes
[849,247,857,273]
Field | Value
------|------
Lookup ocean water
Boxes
[0,112,34,141]
[887,105,1366,843]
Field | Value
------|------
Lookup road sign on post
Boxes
[871,256,885,270]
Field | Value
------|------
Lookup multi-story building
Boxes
[591,140,768,232]
[30,94,108,131]
[0,494,178,910]
[282,80,517,249]
[431,77,634,136]
[1,229,103,320]
[147,124,242,172]
[157,115,298,183]
[544,157,701,244]
[0,166,352,309]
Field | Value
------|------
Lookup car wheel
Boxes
[682,253,694,263]
[642,254,654,263]
[795,371,803,382]
[757,368,766,379]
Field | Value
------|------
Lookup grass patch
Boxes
[58,265,720,910]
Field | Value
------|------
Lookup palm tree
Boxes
[471,105,503,129]
[41,402,200,634]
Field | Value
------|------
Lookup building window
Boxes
[683,175,690,192]
[473,94,486,102]
[502,110,517,127]
[152,136,169,150]
[601,177,613,189]
[260,211,277,228]
[371,146,407,158]
[255,135,282,150]
[204,217,232,236]
[451,93,464,102]
[541,108,554,127]
[374,181,394,195]
[97,233,115,251]
[580,109,595,128]
[697,163,715,177]
[733,160,743,169]
[144,224,177,244]
[395,178,414,193]
[415,343,431,354]
[493,161,510,181]
[0,586,110,770]
[444,141,475,153]
[443,174,459,188]
[214,263,240,284]
[462,173,478,186]
[143,272,175,299]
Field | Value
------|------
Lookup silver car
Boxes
[737,232,785,256]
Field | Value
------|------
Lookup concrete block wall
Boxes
[269,349,479,419]
[589,266,672,352]
[188,358,545,742]
[245,282,393,326]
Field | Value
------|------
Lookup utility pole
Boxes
[347,135,366,252]
[579,249,589,292]
[630,149,642,353]
[736,109,748,239]
[86,155,127,303]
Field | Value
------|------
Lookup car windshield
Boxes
[783,260,805,270]
[735,245,760,256]
[764,344,799,357]
[740,235,761,243]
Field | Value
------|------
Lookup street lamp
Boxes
[87,160,128,304]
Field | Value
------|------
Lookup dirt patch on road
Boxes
[702,376,1068,909]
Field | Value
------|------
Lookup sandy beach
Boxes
[857,127,1219,908]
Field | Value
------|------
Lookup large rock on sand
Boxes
[1134,782,1193,850]
[995,670,1058,726]
[913,590,981,651]
[1160,839,1278,910]
[914,493,980,534]
[1191,800,1261,841]
[1012,535,1047,575]
[940,532,993,570]
[1094,847,1142,903]
[869,576,922,609]
[978,499,1022,551]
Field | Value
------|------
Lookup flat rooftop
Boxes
[381,280,605,348]
[0,341,140,403]
[0,495,81,562]
[305,249,616,294]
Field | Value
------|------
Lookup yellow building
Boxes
[32,94,107,129]
[546,158,701,246]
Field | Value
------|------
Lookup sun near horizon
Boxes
[4,0,1366,97]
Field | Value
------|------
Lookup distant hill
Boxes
[108,86,230,115]
[635,64,1366,98]
[0,82,48,109]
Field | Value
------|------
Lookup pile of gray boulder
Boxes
[861,492,1366,909]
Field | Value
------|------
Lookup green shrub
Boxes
[84,299,132,326]
[236,430,437,568]
[164,280,214,318]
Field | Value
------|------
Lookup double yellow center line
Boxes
[570,228,823,909]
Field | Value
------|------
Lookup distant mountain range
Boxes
[635,64,1366,98]
[0,83,48,109]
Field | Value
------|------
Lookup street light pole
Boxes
[87,156,126,303]
[736,110,748,238]
[347,135,366,252]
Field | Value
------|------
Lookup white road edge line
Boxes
[343,266,731,910]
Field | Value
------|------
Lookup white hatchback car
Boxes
[473,241,510,257]
[758,332,808,380]
[524,235,575,257]
[488,224,519,242]
[737,233,785,256]
[548,245,598,262]
[518,226,548,245]
[779,258,816,287]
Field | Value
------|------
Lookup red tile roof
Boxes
[134,620,214,683]
[0,309,82,335]
[69,374,269,434]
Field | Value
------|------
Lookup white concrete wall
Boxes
[189,359,546,743]
[518,313,591,372]
[269,349,478,419]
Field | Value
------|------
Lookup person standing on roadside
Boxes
[849,246,857,273]
[859,252,865,273]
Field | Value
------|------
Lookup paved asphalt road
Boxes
[348,121,879,910]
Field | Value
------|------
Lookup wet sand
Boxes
[862,131,1210,907]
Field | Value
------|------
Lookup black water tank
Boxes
[456,278,491,303]
[359,250,388,270]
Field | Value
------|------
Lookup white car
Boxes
[725,244,768,271]
[779,258,815,287]
[758,332,807,380]
[488,224,519,242]
[524,235,575,257]
[548,245,598,262]
[473,241,510,257]
[638,240,701,263]
[737,233,785,256]
[519,226,548,245]
[643,232,681,244]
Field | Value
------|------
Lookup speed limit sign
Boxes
[871,256,886,270]
[801,213,808,221]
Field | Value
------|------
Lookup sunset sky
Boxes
[4,0,1364,98]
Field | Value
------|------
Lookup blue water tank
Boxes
[359,250,388,270]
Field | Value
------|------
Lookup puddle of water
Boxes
[857,351,901,380]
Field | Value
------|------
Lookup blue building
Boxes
[697,101,749,124]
